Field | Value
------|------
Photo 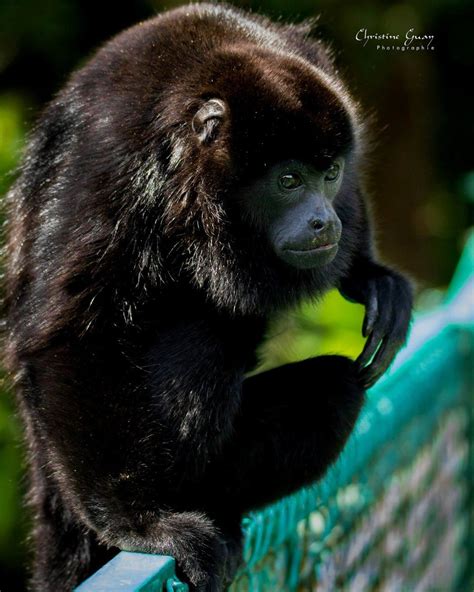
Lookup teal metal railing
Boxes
[77,234,474,592]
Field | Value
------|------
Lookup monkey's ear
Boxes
[192,98,227,145]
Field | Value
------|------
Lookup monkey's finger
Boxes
[371,283,406,372]
[374,316,410,374]
[362,336,403,388]
[357,278,394,367]
[359,341,391,387]
[358,364,374,388]
[359,361,383,389]
[360,338,396,387]
[362,282,378,337]
[361,308,405,387]
[357,326,384,368]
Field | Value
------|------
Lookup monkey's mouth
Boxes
[279,242,338,269]
[285,242,337,254]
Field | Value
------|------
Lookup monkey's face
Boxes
[239,160,344,270]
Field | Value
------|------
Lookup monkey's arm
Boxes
[338,196,413,387]
[202,355,365,516]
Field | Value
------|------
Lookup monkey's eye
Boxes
[279,173,303,190]
[325,162,341,182]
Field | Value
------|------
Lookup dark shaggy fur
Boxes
[3,4,412,591]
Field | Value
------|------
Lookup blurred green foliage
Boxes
[0,94,27,194]
[0,374,24,574]
[257,292,365,372]
[0,93,28,591]
[0,0,473,589]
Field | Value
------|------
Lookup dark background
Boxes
[0,0,473,589]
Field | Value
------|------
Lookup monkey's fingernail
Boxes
[363,317,374,337]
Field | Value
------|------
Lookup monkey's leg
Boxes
[28,467,116,592]
[85,510,240,592]
[30,476,237,592]
[203,355,365,516]
[92,357,362,589]
[29,469,242,591]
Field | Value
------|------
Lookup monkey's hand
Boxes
[340,262,413,388]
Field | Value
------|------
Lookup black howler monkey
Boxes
[3,4,412,591]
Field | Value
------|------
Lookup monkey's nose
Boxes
[309,218,327,232]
